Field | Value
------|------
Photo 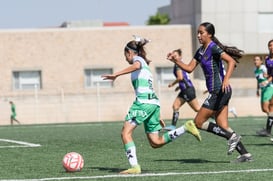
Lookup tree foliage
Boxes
[146,12,170,25]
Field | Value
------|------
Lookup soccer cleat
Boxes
[227,133,241,155]
[231,153,253,163]
[163,125,176,131]
[256,129,271,137]
[120,165,141,174]
[184,120,201,141]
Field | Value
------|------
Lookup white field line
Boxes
[0,139,41,148]
[1,168,273,181]
[0,123,117,129]
[0,116,264,130]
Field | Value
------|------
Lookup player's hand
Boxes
[256,90,260,97]
[222,79,231,93]
[166,52,176,63]
[101,74,117,81]
[260,80,269,87]
[166,52,173,60]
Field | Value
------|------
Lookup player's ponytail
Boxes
[268,39,273,59]
[201,22,244,63]
[212,36,243,63]
[124,35,151,65]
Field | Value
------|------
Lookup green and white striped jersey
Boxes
[131,56,160,106]
[254,64,272,89]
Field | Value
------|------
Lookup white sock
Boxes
[125,142,138,167]
[168,126,186,140]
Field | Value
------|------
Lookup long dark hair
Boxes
[200,22,244,63]
[124,38,151,65]
[268,39,273,59]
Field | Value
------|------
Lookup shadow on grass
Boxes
[246,143,273,146]
[154,158,229,164]
[241,134,264,137]
[87,167,151,173]
[87,166,123,173]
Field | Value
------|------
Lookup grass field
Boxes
[0,116,272,181]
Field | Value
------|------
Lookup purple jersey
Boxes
[194,41,225,93]
[265,57,273,78]
[173,64,193,90]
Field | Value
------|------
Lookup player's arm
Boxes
[265,68,272,83]
[168,69,184,87]
[176,69,184,81]
[263,74,269,82]
[102,61,140,81]
[260,66,270,87]
[166,51,198,73]
[267,75,272,83]
[221,52,236,92]
[256,81,260,97]
[169,58,198,73]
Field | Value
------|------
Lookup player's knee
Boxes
[149,142,161,149]
[172,104,179,110]
[120,130,128,139]
[195,121,202,129]
[262,108,268,113]
[194,108,200,112]
[149,139,165,148]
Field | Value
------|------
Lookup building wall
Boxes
[0,25,265,125]
[0,25,199,125]
[168,0,273,54]
[201,0,273,54]
[162,0,273,99]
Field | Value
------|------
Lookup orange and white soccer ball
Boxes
[62,152,84,172]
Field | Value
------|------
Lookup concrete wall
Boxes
[168,0,273,54]
[0,25,204,125]
[201,0,273,54]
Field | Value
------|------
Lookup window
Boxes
[13,70,42,90]
[156,67,173,86]
[84,68,113,88]
[258,12,273,33]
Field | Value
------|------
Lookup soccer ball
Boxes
[62,152,84,172]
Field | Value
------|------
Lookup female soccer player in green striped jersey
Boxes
[254,55,273,137]
[102,36,201,174]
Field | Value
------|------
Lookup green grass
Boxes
[0,116,272,181]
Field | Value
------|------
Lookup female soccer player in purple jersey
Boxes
[167,22,252,162]
[164,49,200,131]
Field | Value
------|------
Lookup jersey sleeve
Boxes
[261,65,267,74]
[174,64,183,71]
[133,56,144,68]
[193,48,201,63]
[211,44,224,61]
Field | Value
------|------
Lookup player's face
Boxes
[197,25,211,45]
[268,41,273,55]
[124,50,134,64]
[253,56,262,67]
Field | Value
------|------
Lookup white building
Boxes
[160,0,273,79]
